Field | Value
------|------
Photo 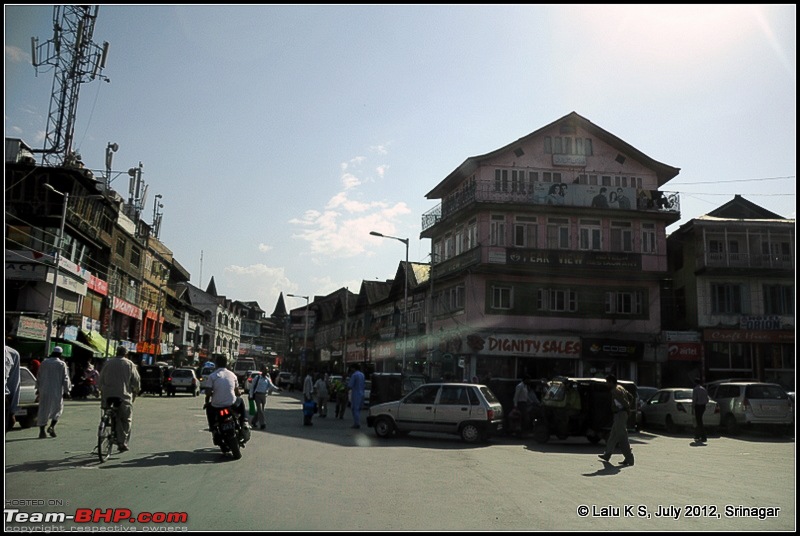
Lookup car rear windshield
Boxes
[173,370,193,377]
[479,386,500,403]
[745,384,788,399]
[674,390,693,400]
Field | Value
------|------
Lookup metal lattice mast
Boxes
[31,5,110,166]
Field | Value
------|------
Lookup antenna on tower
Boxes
[30,5,111,167]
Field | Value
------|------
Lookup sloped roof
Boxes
[425,111,680,199]
[669,195,793,238]
[705,194,787,220]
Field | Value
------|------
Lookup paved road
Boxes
[4,391,795,531]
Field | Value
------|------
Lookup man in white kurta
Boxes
[36,346,71,439]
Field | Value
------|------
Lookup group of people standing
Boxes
[302,363,365,429]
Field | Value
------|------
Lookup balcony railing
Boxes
[701,252,794,270]
[422,179,680,232]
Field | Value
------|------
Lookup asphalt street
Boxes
[4,390,796,531]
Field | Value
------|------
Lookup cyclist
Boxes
[204,354,248,431]
[98,347,140,452]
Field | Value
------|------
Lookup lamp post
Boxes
[370,231,409,373]
[287,294,310,366]
[43,184,69,357]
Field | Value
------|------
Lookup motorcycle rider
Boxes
[204,354,248,436]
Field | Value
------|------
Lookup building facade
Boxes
[420,112,682,384]
[665,195,795,391]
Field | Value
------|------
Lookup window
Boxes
[641,223,657,254]
[763,284,794,315]
[494,169,509,192]
[610,222,633,252]
[454,227,464,256]
[490,215,506,246]
[466,219,477,250]
[537,289,577,312]
[435,286,465,315]
[130,246,141,268]
[579,220,602,251]
[511,170,527,193]
[605,291,644,315]
[116,236,126,258]
[433,240,442,264]
[514,216,538,248]
[547,218,570,249]
[711,283,746,314]
[491,286,512,310]
[444,233,454,259]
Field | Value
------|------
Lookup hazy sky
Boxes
[5,5,796,314]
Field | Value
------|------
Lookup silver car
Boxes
[706,382,793,435]
[366,383,503,443]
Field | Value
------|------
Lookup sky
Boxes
[5,5,796,315]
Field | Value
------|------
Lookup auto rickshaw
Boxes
[139,364,168,396]
[532,377,638,444]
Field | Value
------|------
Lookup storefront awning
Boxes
[81,330,115,358]
[60,338,102,359]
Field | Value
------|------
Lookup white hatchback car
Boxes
[367,383,504,443]
[640,388,720,433]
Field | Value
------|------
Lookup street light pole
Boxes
[43,184,69,357]
[370,231,409,373]
[287,294,310,366]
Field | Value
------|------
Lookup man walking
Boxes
[598,374,635,466]
[347,364,366,429]
[36,346,71,439]
[692,377,709,443]
[98,347,140,452]
[249,368,280,430]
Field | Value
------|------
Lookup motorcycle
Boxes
[207,404,250,460]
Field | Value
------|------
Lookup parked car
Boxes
[276,372,295,390]
[706,381,793,435]
[639,388,720,433]
[166,368,200,396]
[11,366,38,429]
[367,382,504,444]
[362,380,372,408]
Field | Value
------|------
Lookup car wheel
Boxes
[460,423,482,443]
[587,434,602,444]
[374,416,395,438]
[19,412,36,429]
[665,415,677,434]
[724,414,739,435]
[533,423,550,444]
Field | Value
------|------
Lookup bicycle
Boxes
[97,397,121,462]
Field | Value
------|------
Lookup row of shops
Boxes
[310,328,794,391]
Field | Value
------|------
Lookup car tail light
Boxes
[742,398,751,411]
[714,404,720,414]
[676,403,687,413]
[487,409,495,421]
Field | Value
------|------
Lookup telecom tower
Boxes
[31,5,110,167]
